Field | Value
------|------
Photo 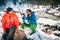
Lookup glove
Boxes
[24,20,29,24]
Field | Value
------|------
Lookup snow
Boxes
[47,7,60,14]
[0,4,60,40]
[36,26,60,40]
[24,28,32,35]
[54,12,60,16]
[37,18,57,25]
[31,6,47,12]
[49,34,59,40]
[0,28,4,40]
[16,13,23,23]
[53,31,60,34]
[47,8,56,13]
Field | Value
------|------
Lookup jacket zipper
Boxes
[10,14,11,27]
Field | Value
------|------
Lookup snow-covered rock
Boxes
[54,12,60,16]
[47,7,60,14]
[37,18,57,26]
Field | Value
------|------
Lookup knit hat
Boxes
[7,7,13,12]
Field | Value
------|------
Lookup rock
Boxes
[14,29,28,40]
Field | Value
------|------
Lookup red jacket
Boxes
[2,12,19,32]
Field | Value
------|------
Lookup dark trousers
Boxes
[2,26,16,40]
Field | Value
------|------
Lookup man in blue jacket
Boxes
[21,9,37,34]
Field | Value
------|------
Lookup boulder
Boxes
[14,29,28,40]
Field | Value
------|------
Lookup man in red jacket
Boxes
[2,7,19,40]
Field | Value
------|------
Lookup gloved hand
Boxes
[24,20,29,24]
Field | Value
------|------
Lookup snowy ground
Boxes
[0,6,60,40]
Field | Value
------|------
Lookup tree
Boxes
[0,0,5,6]
[27,0,60,8]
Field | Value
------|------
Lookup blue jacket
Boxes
[23,12,37,26]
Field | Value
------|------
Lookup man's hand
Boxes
[24,20,29,24]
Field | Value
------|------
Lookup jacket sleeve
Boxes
[22,14,26,23]
[2,16,6,32]
[15,15,19,29]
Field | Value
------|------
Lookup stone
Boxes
[14,29,28,40]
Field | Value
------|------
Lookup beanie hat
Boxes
[7,7,13,12]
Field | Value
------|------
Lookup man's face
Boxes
[8,10,13,14]
[26,11,31,15]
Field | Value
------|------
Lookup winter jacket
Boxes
[23,12,37,26]
[2,12,19,32]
